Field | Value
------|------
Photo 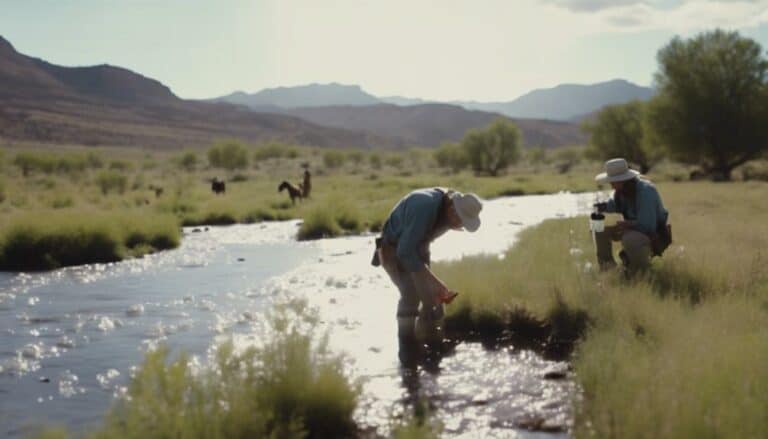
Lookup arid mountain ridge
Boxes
[1,35,645,149]
[0,36,388,149]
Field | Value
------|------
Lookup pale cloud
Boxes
[543,0,648,12]
[544,0,768,31]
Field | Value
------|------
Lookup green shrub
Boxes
[12,152,99,177]
[177,151,198,171]
[108,160,133,171]
[323,151,346,169]
[384,155,404,168]
[253,143,289,162]
[95,171,128,195]
[50,195,74,209]
[298,207,341,240]
[85,152,103,168]
[208,140,249,170]
[83,301,358,439]
[369,153,382,170]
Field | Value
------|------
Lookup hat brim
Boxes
[595,169,640,184]
[457,212,481,232]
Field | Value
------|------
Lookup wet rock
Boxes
[22,344,42,359]
[38,376,50,383]
[192,228,202,233]
[512,414,566,433]
[126,304,144,317]
[544,370,568,380]
[56,336,75,349]
[368,347,381,353]
[237,258,245,262]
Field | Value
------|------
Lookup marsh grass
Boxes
[0,210,180,270]
[33,301,359,439]
[434,181,768,437]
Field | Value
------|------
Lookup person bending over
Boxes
[373,188,482,347]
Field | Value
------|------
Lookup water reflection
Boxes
[0,192,591,438]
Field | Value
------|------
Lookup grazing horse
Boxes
[278,180,303,205]
[211,178,226,195]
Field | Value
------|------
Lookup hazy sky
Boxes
[2,0,767,101]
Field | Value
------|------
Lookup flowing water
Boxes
[0,192,592,438]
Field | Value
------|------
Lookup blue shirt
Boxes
[605,179,668,235]
[382,188,444,272]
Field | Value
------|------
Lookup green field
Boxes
[10,140,767,437]
[434,181,768,438]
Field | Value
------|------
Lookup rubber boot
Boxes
[397,317,416,340]
[594,230,616,270]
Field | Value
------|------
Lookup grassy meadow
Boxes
[0,140,624,270]
[434,181,768,437]
[4,139,768,438]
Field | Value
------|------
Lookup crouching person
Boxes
[593,158,671,274]
[372,188,482,355]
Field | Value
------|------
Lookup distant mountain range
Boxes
[215,79,654,121]
[0,36,389,148]
[0,35,646,149]
[281,104,585,148]
[214,83,380,109]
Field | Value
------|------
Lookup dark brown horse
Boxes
[211,177,226,195]
[278,181,303,205]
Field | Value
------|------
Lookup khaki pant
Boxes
[378,242,443,339]
[594,225,652,273]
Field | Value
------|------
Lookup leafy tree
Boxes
[583,101,662,174]
[323,150,346,169]
[433,142,468,173]
[178,152,198,171]
[461,118,521,176]
[208,140,249,171]
[646,29,768,180]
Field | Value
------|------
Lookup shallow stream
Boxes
[0,192,591,438]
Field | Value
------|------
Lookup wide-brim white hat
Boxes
[450,192,482,232]
[595,158,641,183]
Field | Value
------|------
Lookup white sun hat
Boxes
[450,192,482,232]
[595,158,641,183]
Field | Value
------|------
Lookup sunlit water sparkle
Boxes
[0,192,592,438]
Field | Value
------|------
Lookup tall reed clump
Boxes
[434,182,768,437]
[0,211,180,270]
[68,301,359,439]
[297,199,363,240]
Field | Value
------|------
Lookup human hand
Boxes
[438,290,459,304]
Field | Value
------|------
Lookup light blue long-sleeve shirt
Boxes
[605,179,668,235]
[382,188,444,272]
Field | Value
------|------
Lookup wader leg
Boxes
[594,225,618,270]
[621,230,652,274]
